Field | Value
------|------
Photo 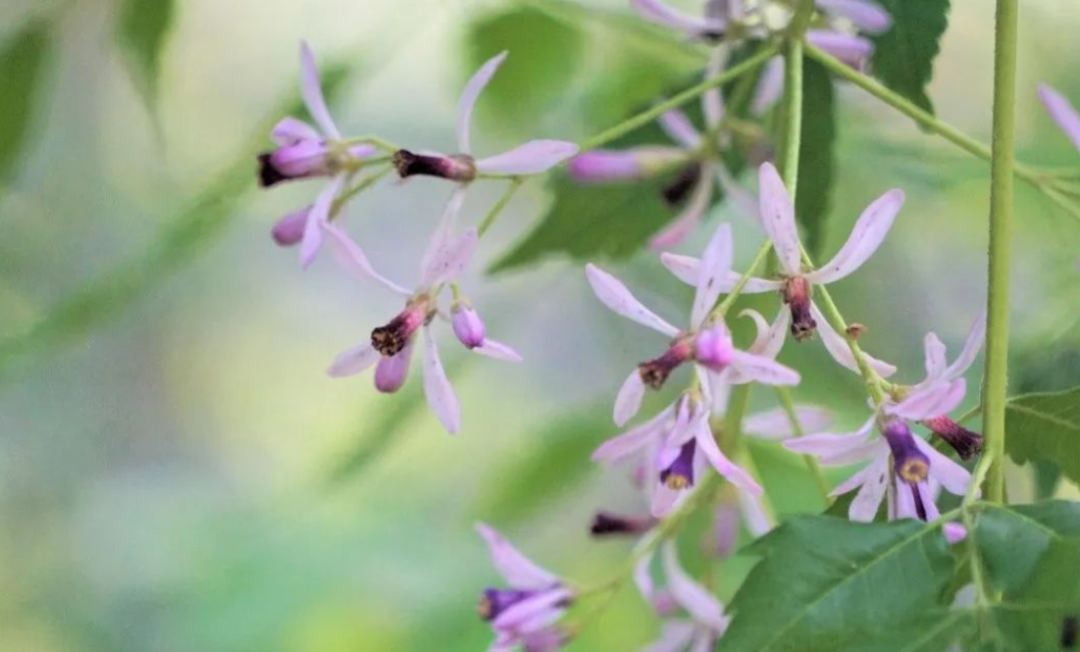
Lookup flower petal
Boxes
[943,309,987,380]
[923,332,948,381]
[784,425,880,466]
[585,264,680,337]
[423,328,461,434]
[888,379,966,421]
[805,30,874,67]
[757,162,802,274]
[299,42,340,139]
[272,117,320,145]
[650,482,685,518]
[326,341,380,377]
[659,109,702,150]
[641,621,697,652]
[817,0,893,34]
[661,541,728,631]
[744,406,832,440]
[915,437,972,496]
[691,222,733,328]
[473,338,522,362]
[299,174,345,269]
[944,523,968,544]
[847,454,890,522]
[492,587,571,632]
[475,523,558,589]
[420,187,467,283]
[751,56,785,116]
[727,350,800,386]
[629,0,727,37]
[475,140,579,175]
[715,162,761,223]
[593,405,675,463]
[323,224,411,295]
[805,189,903,285]
[421,229,478,290]
[649,172,714,251]
[703,48,727,128]
[737,487,773,537]
[658,253,779,293]
[1039,84,1080,154]
[742,308,790,359]
[693,417,763,495]
[615,370,647,427]
[812,303,898,377]
[458,51,508,153]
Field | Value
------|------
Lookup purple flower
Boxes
[476,524,573,652]
[261,43,378,268]
[628,0,729,40]
[324,191,520,434]
[1039,84,1080,156]
[661,162,901,378]
[635,542,730,651]
[586,221,800,429]
[816,0,892,34]
[568,147,688,183]
[394,52,578,183]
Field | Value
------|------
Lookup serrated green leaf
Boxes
[0,20,52,183]
[116,0,175,108]
[796,57,835,259]
[722,516,955,652]
[1005,387,1080,487]
[464,6,585,128]
[869,0,950,114]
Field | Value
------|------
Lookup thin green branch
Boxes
[775,386,832,505]
[478,178,525,237]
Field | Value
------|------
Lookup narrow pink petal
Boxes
[943,309,986,380]
[492,587,571,631]
[848,454,890,522]
[690,222,733,328]
[475,523,558,589]
[727,350,800,386]
[915,437,972,496]
[422,229,478,290]
[817,0,892,34]
[744,406,832,440]
[649,174,714,251]
[629,0,726,37]
[805,189,904,285]
[694,419,763,495]
[706,369,732,417]
[923,332,948,381]
[299,175,344,269]
[475,140,579,175]
[888,379,966,421]
[420,187,467,282]
[1039,84,1080,153]
[585,264,680,337]
[784,427,879,466]
[423,328,461,434]
[715,162,760,223]
[614,370,647,427]
[299,42,340,139]
[741,308,789,359]
[326,342,379,377]
[757,163,801,274]
[805,30,874,67]
[892,478,919,521]
[661,542,728,631]
[641,621,697,652]
[737,488,773,537]
[593,405,675,462]
[691,629,721,652]
[703,48,726,128]
[271,117,320,145]
[323,224,411,295]
[650,483,684,518]
[633,552,658,607]
[944,523,968,544]
[751,56,784,116]
[473,339,522,362]
[812,303,897,377]
[659,109,702,150]
[658,253,778,293]
[458,51,508,154]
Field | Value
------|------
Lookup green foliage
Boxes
[464,6,585,129]
[722,516,956,651]
[0,20,52,183]
[1004,387,1080,488]
[869,0,951,115]
[116,0,176,108]
[796,57,836,259]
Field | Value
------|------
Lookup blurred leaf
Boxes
[1004,387,1080,488]
[722,516,955,651]
[796,57,835,259]
[0,20,52,183]
[869,0,950,115]
[476,407,606,523]
[0,62,356,377]
[975,502,1080,594]
[115,0,175,108]
[1034,460,1062,500]
[464,6,585,128]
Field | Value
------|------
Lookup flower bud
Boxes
[451,304,486,349]
[374,349,411,393]
[695,324,735,369]
[393,149,477,182]
[568,147,684,184]
[271,208,310,246]
[922,416,983,461]
[782,276,817,341]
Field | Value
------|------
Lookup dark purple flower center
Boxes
[638,339,693,390]
[660,441,697,490]
[782,276,816,341]
[881,420,930,484]
[478,588,536,622]
[922,415,983,461]
[661,163,702,206]
[589,511,656,537]
[257,152,292,187]
[371,301,430,356]
[393,149,477,182]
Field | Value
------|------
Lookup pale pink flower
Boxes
[260,42,378,268]
[476,524,572,652]
[394,52,578,183]
[586,221,799,429]
[1039,84,1080,155]
[635,542,730,652]
[662,162,901,378]
[324,191,520,434]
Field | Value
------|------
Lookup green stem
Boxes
[774,386,832,505]
[478,178,525,237]
[982,0,1020,504]
[579,43,780,152]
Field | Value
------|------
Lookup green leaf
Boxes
[0,20,52,183]
[975,502,1080,594]
[1005,387,1080,487]
[796,57,836,259]
[464,6,585,128]
[869,0,950,115]
[476,407,606,523]
[116,0,176,108]
[722,516,956,651]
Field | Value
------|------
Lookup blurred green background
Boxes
[1,0,1080,650]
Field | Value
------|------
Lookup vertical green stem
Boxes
[781,32,805,194]
[983,0,1019,504]
[774,386,832,504]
